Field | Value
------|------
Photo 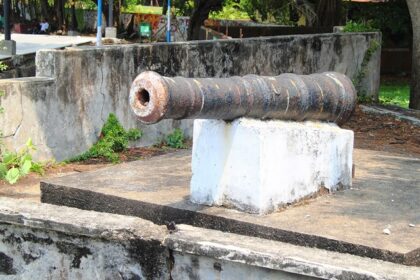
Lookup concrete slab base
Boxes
[191,119,353,214]
[0,40,16,55]
[40,149,420,266]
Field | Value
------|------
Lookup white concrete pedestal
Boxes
[190,118,354,214]
[105,27,117,38]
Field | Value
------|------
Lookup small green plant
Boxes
[165,128,185,149]
[0,139,44,184]
[0,62,8,72]
[69,113,142,163]
[343,20,378,33]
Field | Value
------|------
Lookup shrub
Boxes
[0,62,8,72]
[165,128,186,149]
[69,113,142,163]
[343,20,378,33]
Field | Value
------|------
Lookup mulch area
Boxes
[342,105,420,156]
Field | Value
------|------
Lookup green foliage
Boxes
[344,0,411,48]
[210,0,250,20]
[379,81,409,108]
[240,0,293,24]
[122,5,163,14]
[0,139,45,184]
[127,128,142,141]
[0,62,8,72]
[74,0,97,10]
[165,128,185,149]
[69,114,142,163]
[173,0,194,16]
[121,0,194,16]
[74,0,96,10]
[343,20,378,33]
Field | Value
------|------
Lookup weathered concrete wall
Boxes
[0,32,381,160]
[0,198,169,279]
[0,198,418,279]
[0,53,36,79]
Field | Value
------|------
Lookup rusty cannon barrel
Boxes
[129,71,357,125]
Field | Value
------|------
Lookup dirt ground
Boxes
[342,105,420,156]
[0,105,418,201]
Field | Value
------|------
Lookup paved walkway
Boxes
[40,148,420,265]
[0,33,96,59]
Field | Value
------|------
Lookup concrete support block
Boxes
[0,40,16,55]
[105,27,117,38]
[190,118,353,214]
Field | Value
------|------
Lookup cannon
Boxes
[129,71,357,125]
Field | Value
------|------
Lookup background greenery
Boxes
[379,81,410,108]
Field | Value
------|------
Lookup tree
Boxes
[315,0,342,27]
[406,0,420,109]
[162,0,193,16]
[40,0,51,21]
[54,0,66,31]
[241,0,292,23]
[188,0,225,40]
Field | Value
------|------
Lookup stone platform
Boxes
[40,149,420,266]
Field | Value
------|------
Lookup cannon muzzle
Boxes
[129,71,356,124]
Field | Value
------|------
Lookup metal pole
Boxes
[166,0,171,42]
[3,0,11,41]
[96,0,103,46]
[108,0,113,27]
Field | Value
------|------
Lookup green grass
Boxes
[379,81,410,108]
[122,5,163,14]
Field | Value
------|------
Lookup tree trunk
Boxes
[407,0,420,109]
[69,3,77,31]
[54,0,65,31]
[316,0,342,28]
[40,0,50,20]
[162,0,167,15]
[187,0,223,40]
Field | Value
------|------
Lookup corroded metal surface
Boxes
[129,71,357,124]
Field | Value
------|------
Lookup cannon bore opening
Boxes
[135,88,150,108]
